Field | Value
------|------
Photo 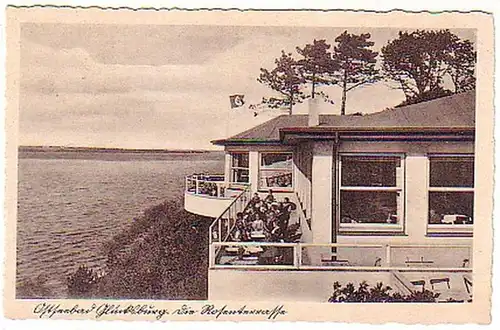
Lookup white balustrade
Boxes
[209,242,472,271]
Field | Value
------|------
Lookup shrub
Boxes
[328,281,440,303]
[94,200,212,300]
[67,265,101,298]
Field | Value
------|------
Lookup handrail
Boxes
[209,241,472,271]
[187,174,225,180]
[209,185,251,244]
[185,174,250,198]
[212,242,471,248]
[213,241,298,247]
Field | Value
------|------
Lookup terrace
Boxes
[184,174,249,217]
[207,188,473,302]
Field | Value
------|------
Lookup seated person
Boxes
[266,177,276,187]
[264,212,276,231]
[268,220,282,242]
[277,211,290,234]
[270,201,280,213]
[233,220,250,241]
[209,183,218,196]
[245,220,254,233]
[251,214,265,233]
[282,174,292,187]
[250,192,261,206]
[264,189,275,204]
[282,197,297,213]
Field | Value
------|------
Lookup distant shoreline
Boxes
[18,145,220,154]
[18,146,225,161]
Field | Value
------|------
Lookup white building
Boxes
[184,91,475,302]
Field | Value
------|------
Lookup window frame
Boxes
[427,154,474,236]
[338,153,406,233]
[229,152,249,184]
[258,151,294,191]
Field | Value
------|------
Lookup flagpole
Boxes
[225,105,230,139]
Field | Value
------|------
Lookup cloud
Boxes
[21,23,243,65]
[18,25,475,149]
[20,38,247,96]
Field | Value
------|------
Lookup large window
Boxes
[259,152,293,189]
[230,152,249,183]
[339,154,404,232]
[428,155,474,234]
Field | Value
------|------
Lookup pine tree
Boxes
[257,51,306,115]
[381,29,476,106]
[296,39,338,99]
[332,31,380,115]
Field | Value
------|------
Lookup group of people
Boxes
[231,190,297,242]
[198,182,223,197]
[265,173,293,188]
[188,174,224,197]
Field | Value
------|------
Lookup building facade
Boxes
[184,91,475,302]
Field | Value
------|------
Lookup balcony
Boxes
[184,174,249,218]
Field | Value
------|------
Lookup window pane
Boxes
[261,153,292,168]
[428,192,474,224]
[231,169,249,183]
[259,153,293,189]
[429,157,474,187]
[340,191,400,224]
[232,153,249,168]
[341,156,401,187]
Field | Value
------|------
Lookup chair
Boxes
[430,277,450,290]
[410,280,426,291]
[463,275,473,294]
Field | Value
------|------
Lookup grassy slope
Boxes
[95,200,212,300]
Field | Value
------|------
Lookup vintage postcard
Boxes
[2,6,495,324]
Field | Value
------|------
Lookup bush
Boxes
[67,265,101,298]
[93,200,212,300]
[328,281,440,303]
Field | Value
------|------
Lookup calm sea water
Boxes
[16,152,224,296]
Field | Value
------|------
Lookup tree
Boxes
[257,51,306,115]
[332,31,380,115]
[296,39,338,99]
[446,39,476,93]
[381,29,476,105]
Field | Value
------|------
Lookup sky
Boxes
[19,24,476,150]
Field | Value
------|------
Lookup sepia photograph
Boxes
[2,6,495,323]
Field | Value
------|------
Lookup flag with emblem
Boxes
[229,94,245,108]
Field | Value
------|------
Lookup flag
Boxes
[229,94,245,108]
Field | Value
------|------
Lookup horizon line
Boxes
[18,145,222,152]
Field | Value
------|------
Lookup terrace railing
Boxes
[209,242,473,272]
[185,174,250,198]
[208,186,251,244]
[185,174,226,198]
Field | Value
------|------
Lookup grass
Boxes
[66,200,212,299]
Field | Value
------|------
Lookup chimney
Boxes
[308,97,320,126]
